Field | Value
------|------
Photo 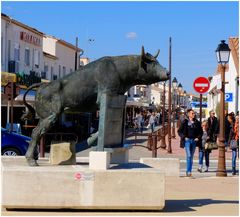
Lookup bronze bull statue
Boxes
[22,46,169,166]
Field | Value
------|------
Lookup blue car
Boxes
[1,128,31,156]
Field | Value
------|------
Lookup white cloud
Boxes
[126,32,137,39]
[4,6,12,11]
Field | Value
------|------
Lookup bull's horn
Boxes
[154,49,160,59]
[141,46,146,58]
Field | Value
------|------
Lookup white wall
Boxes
[225,54,238,113]
[1,17,43,75]
[43,36,76,80]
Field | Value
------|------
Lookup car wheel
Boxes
[2,147,21,156]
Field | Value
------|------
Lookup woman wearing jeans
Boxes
[229,115,239,175]
[178,109,203,177]
[198,121,211,172]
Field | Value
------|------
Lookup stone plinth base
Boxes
[140,158,180,177]
[1,157,165,210]
[49,142,76,165]
[89,151,110,170]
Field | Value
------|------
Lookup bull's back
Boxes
[61,67,98,108]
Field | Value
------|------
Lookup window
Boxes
[1,36,3,65]
[8,40,11,60]
[34,49,40,67]
[14,43,20,61]
[24,48,30,66]
[63,66,66,77]
[70,68,73,73]
[41,71,46,79]
[58,65,61,78]
[50,66,54,80]
[53,75,58,80]
[44,65,48,73]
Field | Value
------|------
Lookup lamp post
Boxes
[167,37,172,153]
[160,82,166,148]
[215,40,231,177]
[183,90,187,108]
[172,77,178,138]
[178,83,183,106]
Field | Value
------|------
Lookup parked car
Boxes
[1,128,31,156]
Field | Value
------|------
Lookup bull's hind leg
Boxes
[26,114,58,166]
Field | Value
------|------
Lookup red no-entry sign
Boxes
[193,77,210,94]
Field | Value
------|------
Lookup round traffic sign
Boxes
[193,77,210,94]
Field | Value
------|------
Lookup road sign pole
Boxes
[199,94,202,123]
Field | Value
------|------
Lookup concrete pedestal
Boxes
[1,156,165,210]
[89,151,110,170]
[49,142,76,165]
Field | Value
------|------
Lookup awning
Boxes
[126,100,149,107]
[15,89,36,101]
[1,72,17,86]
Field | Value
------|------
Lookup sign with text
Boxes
[225,93,233,102]
[20,31,41,46]
[193,77,210,94]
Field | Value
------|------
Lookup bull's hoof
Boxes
[26,158,39,166]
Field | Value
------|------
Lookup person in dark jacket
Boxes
[207,110,219,143]
[178,109,203,177]
[198,120,211,173]
[225,113,231,150]
[228,115,239,175]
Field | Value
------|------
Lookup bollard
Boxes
[157,129,161,141]
[147,133,153,150]
[135,133,137,146]
[152,134,157,158]
[40,136,45,158]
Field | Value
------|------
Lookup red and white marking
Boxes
[193,77,210,94]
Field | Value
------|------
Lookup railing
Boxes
[131,124,168,158]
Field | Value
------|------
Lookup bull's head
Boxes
[139,46,169,84]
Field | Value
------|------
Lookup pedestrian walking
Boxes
[207,110,219,143]
[178,109,203,177]
[198,120,211,173]
[149,111,156,133]
[225,113,232,151]
[228,115,239,175]
[134,111,143,133]
[225,114,234,151]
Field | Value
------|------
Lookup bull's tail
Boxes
[21,83,42,121]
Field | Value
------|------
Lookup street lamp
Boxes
[172,77,178,138]
[160,82,167,149]
[178,83,183,107]
[183,90,187,108]
[215,40,231,177]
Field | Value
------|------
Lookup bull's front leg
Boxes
[96,91,107,151]
[96,91,127,151]
[26,114,58,166]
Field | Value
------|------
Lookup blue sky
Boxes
[1,1,239,93]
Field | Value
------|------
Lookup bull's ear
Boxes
[154,49,160,59]
[141,46,146,60]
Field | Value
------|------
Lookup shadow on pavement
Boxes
[110,162,152,169]
[125,138,148,144]
[163,199,239,212]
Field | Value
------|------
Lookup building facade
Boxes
[1,13,83,129]
[1,13,82,83]
[208,37,239,115]
[43,35,81,81]
[1,13,44,77]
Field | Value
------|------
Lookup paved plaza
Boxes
[2,127,239,216]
